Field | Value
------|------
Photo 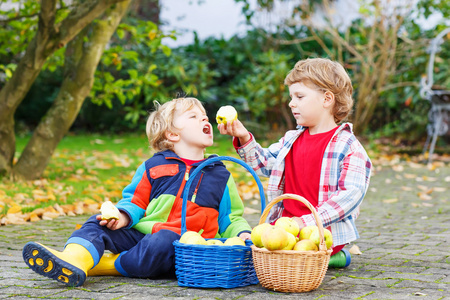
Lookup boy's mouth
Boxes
[203,124,211,135]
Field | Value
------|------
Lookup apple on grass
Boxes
[100,201,120,221]
[216,106,237,125]
[309,227,333,250]
[251,223,272,248]
[261,226,290,251]
[275,217,300,237]
[293,239,318,251]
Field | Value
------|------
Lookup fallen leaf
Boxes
[408,162,423,169]
[418,192,432,201]
[401,186,413,191]
[243,207,259,215]
[417,185,428,191]
[392,165,404,172]
[422,176,437,182]
[7,205,22,214]
[349,244,362,255]
[403,173,416,179]
[383,198,398,203]
[421,203,434,207]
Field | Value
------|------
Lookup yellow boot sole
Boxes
[22,242,86,287]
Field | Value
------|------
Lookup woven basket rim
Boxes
[251,244,332,255]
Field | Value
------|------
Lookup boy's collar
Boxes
[157,150,223,167]
[296,122,352,133]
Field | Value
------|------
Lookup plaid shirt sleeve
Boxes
[233,133,287,178]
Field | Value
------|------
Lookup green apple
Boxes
[281,232,297,250]
[261,226,289,251]
[275,217,300,237]
[293,239,318,251]
[206,239,224,246]
[224,237,246,246]
[216,105,238,125]
[251,223,272,248]
[299,225,317,240]
[309,227,333,250]
[100,201,120,221]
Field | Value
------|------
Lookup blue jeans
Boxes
[67,215,180,278]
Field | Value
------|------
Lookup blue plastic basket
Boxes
[173,156,266,288]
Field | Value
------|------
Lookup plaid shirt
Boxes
[234,123,372,246]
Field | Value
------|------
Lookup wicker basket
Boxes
[173,156,266,288]
[252,194,332,293]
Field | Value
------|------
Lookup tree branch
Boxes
[53,0,127,48]
[0,13,40,25]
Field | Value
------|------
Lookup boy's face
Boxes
[171,104,214,150]
[288,82,330,128]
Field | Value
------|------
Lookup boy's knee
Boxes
[152,230,180,250]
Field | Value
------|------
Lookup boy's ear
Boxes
[323,91,335,108]
[166,131,180,142]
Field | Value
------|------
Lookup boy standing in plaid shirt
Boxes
[219,58,372,268]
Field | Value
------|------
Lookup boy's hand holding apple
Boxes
[216,106,251,145]
[96,211,130,230]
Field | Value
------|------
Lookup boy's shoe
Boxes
[88,253,122,276]
[328,249,351,268]
[22,242,93,287]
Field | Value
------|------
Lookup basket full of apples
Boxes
[251,193,333,293]
[172,156,266,289]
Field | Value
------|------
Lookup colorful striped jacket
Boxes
[115,150,251,238]
[233,123,372,246]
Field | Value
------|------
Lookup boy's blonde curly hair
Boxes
[146,97,205,152]
[284,58,354,123]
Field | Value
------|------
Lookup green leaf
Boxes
[160,45,172,57]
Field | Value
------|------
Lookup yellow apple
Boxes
[293,239,318,251]
[281,232,297,250]
[299,225,317,240]
[206,239,224,246]
[275,217,300,237]
[261,226,290,251]
[224,237,246,246]
[100,201,120,221]
[251,223,272,248]
[216,105,238,125]
[179,231,202,244]
[309,227,333,250]
[184,235,207,245]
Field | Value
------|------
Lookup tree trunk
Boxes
[0,0,127,178]
[13,1,132,180]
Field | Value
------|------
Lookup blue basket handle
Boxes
[181,156,266,235]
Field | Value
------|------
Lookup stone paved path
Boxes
[0,159,449,299]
